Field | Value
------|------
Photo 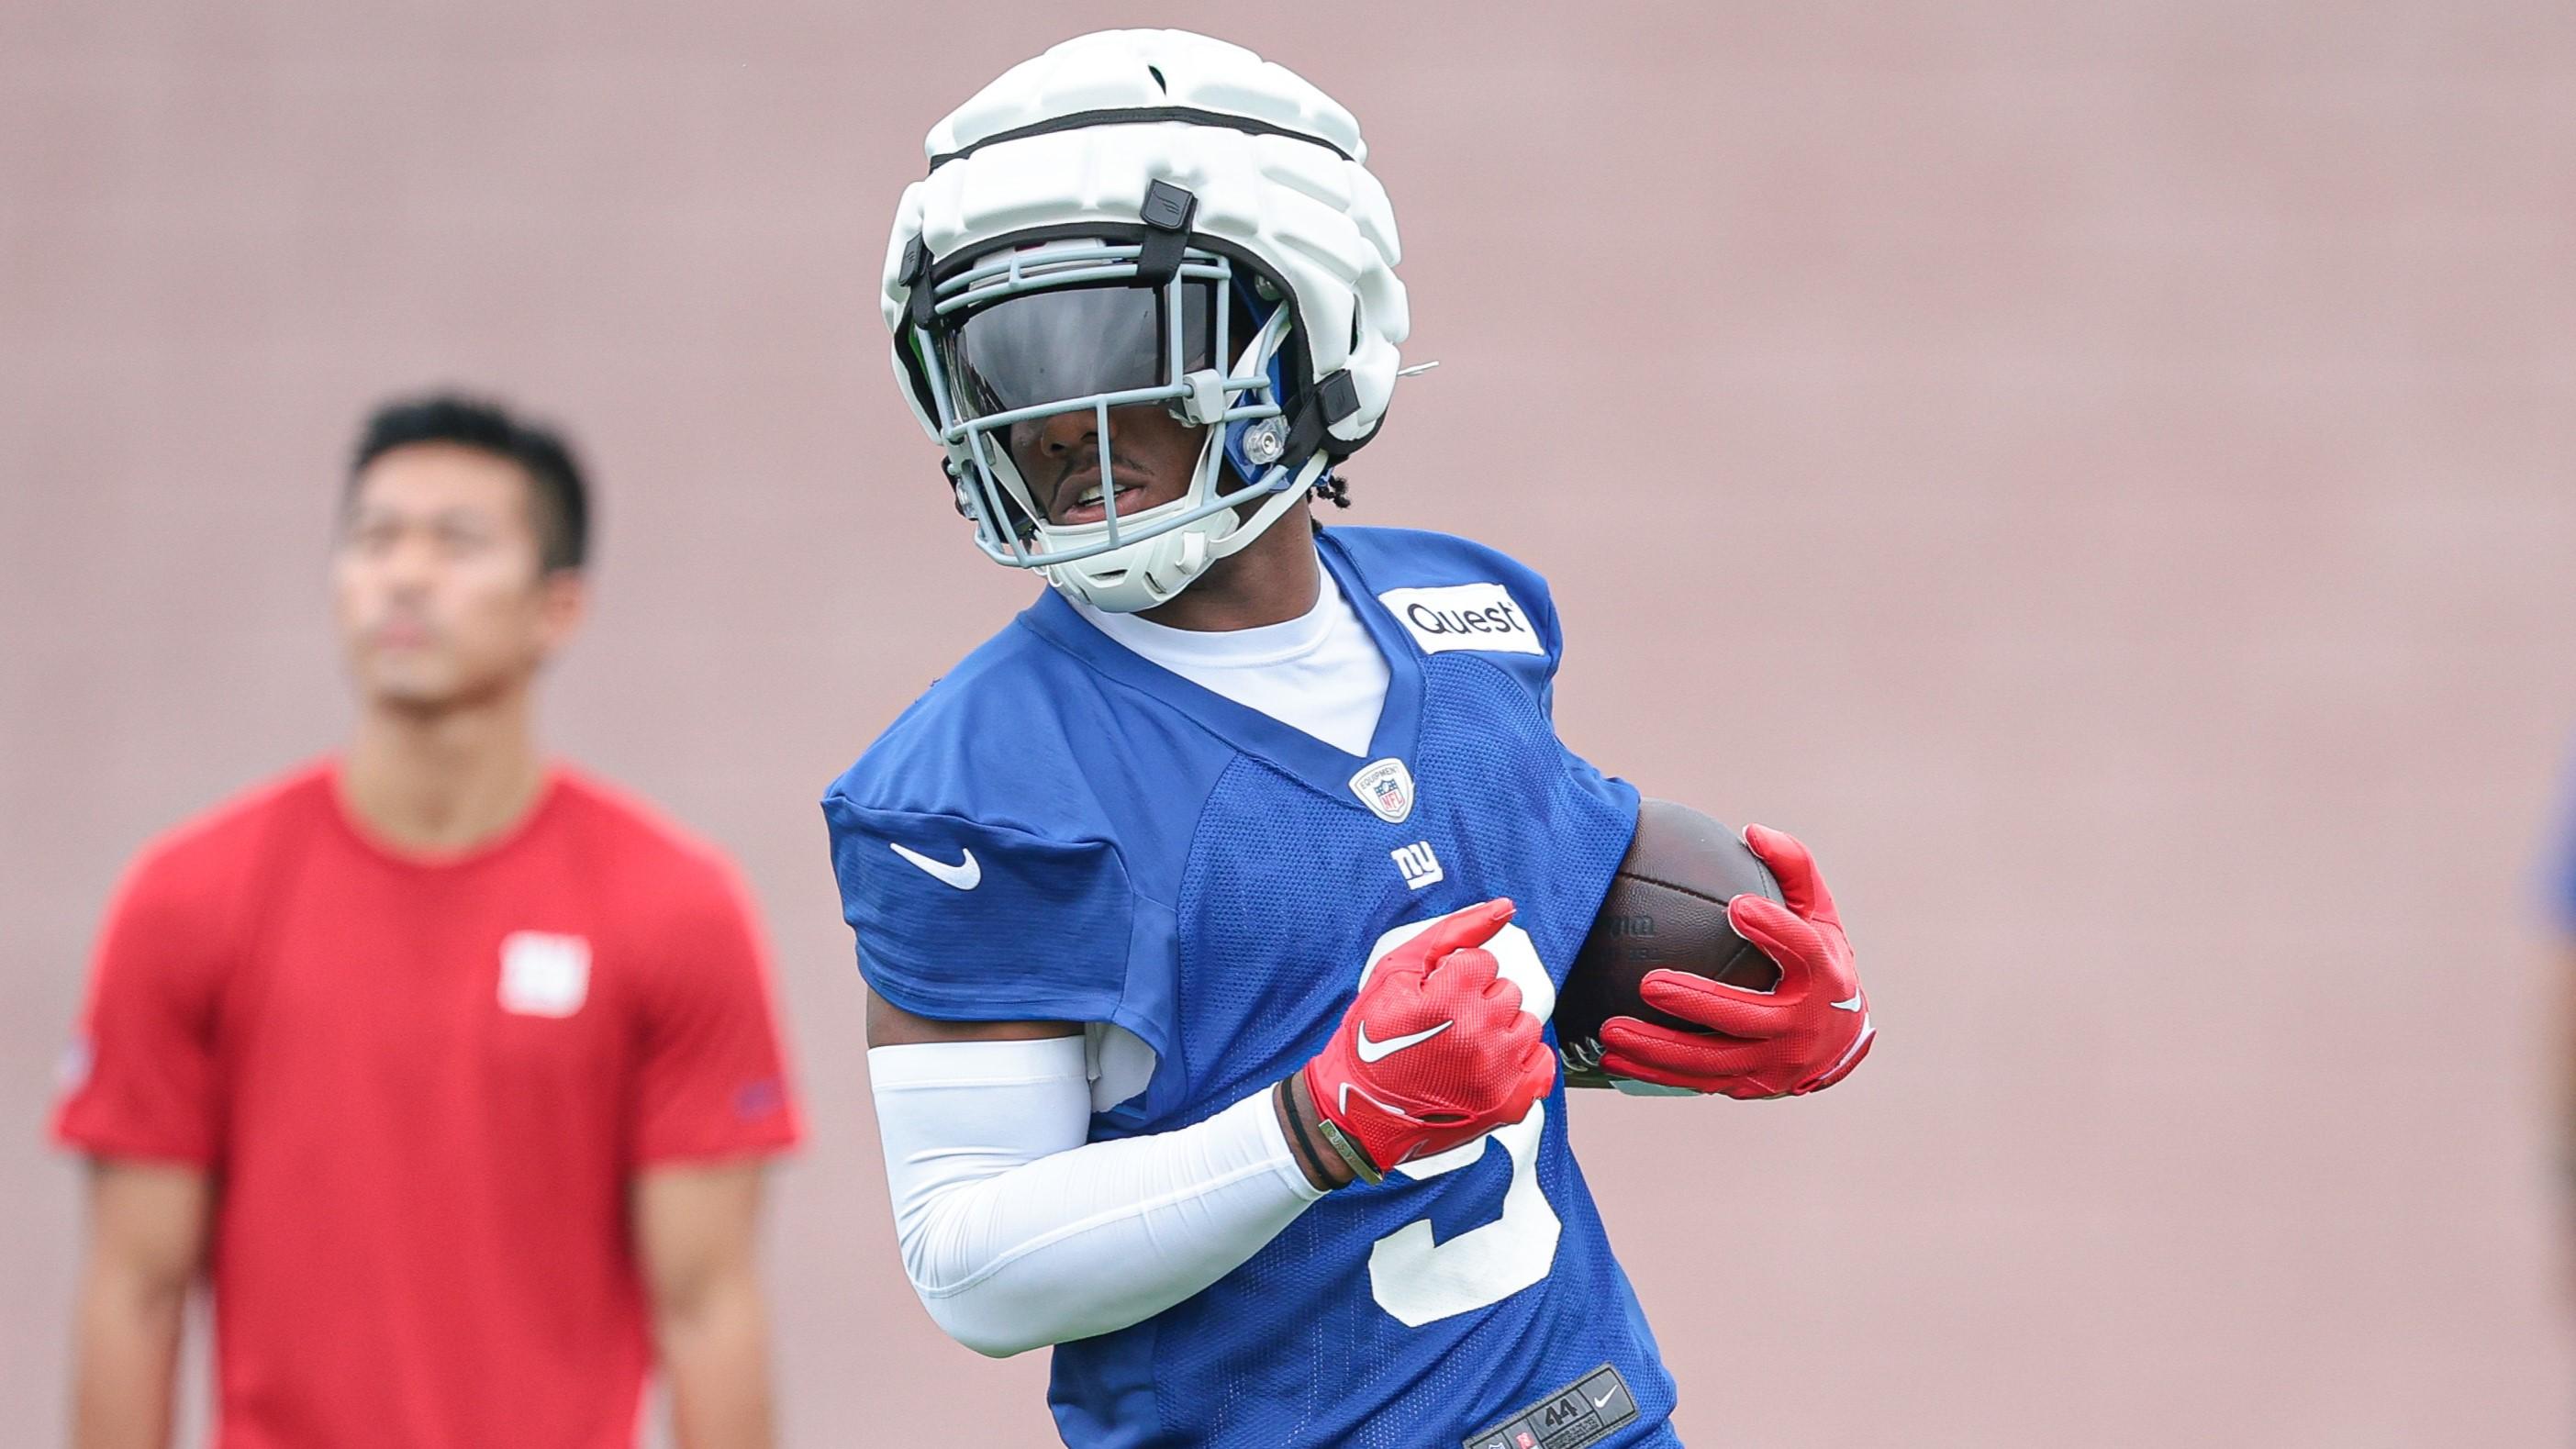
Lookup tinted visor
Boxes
[938,280,1216,423]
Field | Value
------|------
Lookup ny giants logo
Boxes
[1390,841,1443,890]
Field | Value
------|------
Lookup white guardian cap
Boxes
[881,29,1409,612]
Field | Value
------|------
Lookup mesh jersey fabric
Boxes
[824,527,1676,1448]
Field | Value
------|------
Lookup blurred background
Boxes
[6,2,2573,1444]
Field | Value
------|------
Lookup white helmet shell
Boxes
[881,29,1408,611]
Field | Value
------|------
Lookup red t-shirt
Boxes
[53,761,803,1449]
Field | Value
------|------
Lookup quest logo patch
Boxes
[1377,583,1544,656]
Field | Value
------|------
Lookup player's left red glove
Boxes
[1597,824,1874,1099]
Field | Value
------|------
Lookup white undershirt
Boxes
[1072,560,1389,756]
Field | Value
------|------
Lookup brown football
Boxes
[1555,799,1783,1077]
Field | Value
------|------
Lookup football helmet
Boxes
[881,29,1408,612]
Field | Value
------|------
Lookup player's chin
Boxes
[356,655,436,697]
[359,658,496,713]
[365,682,459,714]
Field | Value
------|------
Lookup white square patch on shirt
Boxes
[498,931,591,1018]
[1377,583,1544,655]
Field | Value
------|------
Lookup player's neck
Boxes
[1134,511,1321,632]
[340,688,549,855]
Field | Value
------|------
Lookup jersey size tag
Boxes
[1462,1365,1638,1449]
[1377,583,1544,655]
[497,931,591,1018]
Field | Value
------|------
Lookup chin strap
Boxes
[1205,454,1327,562]
[1280,370,1362,473]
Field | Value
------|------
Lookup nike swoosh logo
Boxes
[1337,1081,1409,1119]
[1355,1019,1453,1063]
[1830,994,1864,1011]
[888,842,980,890]
[1589,1388,1618,1410]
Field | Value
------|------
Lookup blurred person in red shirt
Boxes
[52,394,803,1449]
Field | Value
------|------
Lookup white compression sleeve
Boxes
[867,1035,1327,1357]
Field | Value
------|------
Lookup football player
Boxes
[824,30,1874,1448]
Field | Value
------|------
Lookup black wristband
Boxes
[1276,1077,1340,1191]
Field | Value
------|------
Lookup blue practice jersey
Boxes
[825,527,1678,1449]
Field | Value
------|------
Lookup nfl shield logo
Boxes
[1348,757,1416,824]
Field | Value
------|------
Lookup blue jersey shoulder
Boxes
[819,604,1227,1046]
[1325,526,1562,643]
[828,613,1098,832]
[1323,525,1567,711]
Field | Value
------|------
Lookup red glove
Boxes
[1302,899,1559,1181]
[1599,825,1874,1099]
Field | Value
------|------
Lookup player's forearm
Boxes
[656,1268,776,1449]
[70,1265,185,1449]
[901,1094,1321,1356]
[870,1037,1324,1357]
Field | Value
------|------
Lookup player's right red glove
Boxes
[1599,824,1873,1098]
[1301,899,1558,1183]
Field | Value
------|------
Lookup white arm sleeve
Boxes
[867,1035,1326,1358]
